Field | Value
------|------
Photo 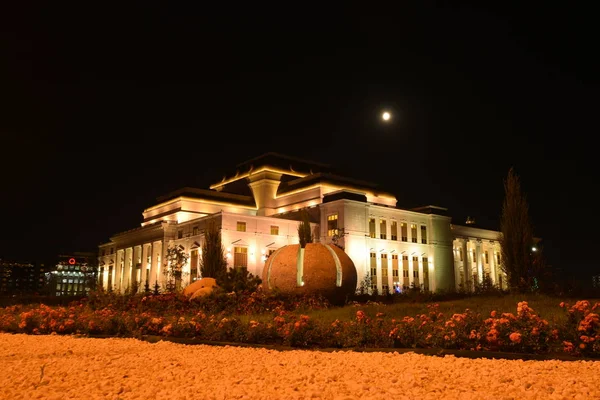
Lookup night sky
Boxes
[1,4,596,280]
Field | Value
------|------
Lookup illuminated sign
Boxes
[68,258,76,265]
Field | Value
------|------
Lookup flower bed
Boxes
[1,291,598,358]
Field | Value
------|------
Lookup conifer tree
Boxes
[499,167,536,292]
[200,220,228,284]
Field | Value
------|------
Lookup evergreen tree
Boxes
[200,220,228,284]
[298,210,313,248]
[143,280,151,294]
[152,281,161,295]
[222,267,262,293]
[499,167,537,292]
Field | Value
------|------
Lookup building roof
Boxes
[236,152,332,172]
[277,172,390,197]
[410,205,449,216]
[210,153,334,192]
[155,187,256,208]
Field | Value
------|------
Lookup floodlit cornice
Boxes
[144,196,257,213]
[275,183,396,203]
[209,165,307,189]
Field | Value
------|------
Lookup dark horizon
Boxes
[1,3,597,280]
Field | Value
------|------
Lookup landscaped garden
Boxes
[1,288,599,359]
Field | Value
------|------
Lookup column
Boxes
[418,255,424,291]
[461,239,470,291]
[122,248,131,291]
[141,244,149,286]
[453,244,461,291]
[410,253,417,289]
[155,240,164,287]
[149,241,158,287]
[133,245,142,289]
[115,250,123,292]
[488,241,496,285]
[475,240,483,284]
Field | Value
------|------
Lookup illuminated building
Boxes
[98,153,505,294]
[0,259,46,295]
[49,253,98,296]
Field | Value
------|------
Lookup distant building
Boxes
[593,275,600,288]
[48,253,98,296]
[98,153,507,294]
[0,259,47,295]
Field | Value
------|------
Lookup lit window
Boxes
[484,251,489,264]
[370,252,377,276]
[391,221,398,241]
[190,249,199,281]
[412,256,419,278]
[270,225,279,235]
[411,224,417,243]
[327,214,338,237]
[423,257,429,291]
[379,219,387,240]
[369,252,377,293]
[234,247,248,268]
[381,254,389,293]
[236,221,246,232]
[420,225,427,244]
[401,223,408,242]
[369,218,376,238]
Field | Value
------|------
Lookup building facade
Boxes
[48,253,98,296]
[0,259,47,295]
[98,153,506,294]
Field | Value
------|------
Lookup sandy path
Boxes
[1,333,598,400]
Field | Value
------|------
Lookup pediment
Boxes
[230,239,249,247]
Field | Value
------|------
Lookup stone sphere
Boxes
[262,243,357,303]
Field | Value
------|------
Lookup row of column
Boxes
[105,240,165,293]
[370,254,432,294]
[456,238,499,291]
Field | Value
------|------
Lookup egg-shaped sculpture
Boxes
[262,243,357,303]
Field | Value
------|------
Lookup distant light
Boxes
[532,247,537,252]
[382,111,391,121]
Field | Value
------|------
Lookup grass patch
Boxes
[303,293,598,326]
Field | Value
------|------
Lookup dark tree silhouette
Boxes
[200,220,227,284]
[499,167,537,292]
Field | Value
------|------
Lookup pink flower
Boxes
[509,332,522,343]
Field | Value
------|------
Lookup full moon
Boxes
[382,111,391,121]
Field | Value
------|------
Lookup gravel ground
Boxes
[1,333,599,400]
